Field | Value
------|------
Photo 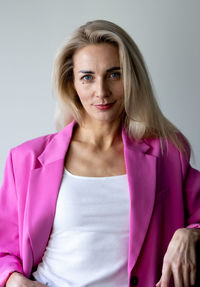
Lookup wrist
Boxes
[6,271,24,286]
[185,227,200,242]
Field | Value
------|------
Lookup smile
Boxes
[94,102,115,110]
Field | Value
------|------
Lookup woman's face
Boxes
[73,43,124,124]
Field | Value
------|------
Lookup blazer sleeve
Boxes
[0,149,23,287]
[179,149,200,228]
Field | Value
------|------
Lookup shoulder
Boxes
[10,132,58,164]
[143,133,191,177]
[144,132,190,158]
[8,120,76,167]
[12,132,57,152]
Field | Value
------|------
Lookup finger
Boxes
[33,281,48,286]
[156,278,161,286]
[189,247,197,286]
[160,264,172,287]
[182,264,190,287]
[172,264,183,287]
[189,263,197,286]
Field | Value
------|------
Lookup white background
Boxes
[0,0,200,183]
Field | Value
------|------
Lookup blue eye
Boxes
[110,72,121,79]
[81,75,92,81]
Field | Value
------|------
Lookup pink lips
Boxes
[94,102,115,110]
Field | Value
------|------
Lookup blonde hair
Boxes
[53,19,191,159]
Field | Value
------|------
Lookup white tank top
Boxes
[33,168,130,287]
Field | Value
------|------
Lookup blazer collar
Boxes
[27,119,158,272]
[38,120,158,166]
[38,120,76,166]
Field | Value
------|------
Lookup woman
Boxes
[1,19,200,287]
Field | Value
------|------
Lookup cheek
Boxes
[115,88,124,100]
[111,82,124,97]
[76,88,91,106]
[74,83,90,102]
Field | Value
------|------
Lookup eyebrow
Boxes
[78,66,121,74]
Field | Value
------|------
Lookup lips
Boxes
[95,102,113,106]
[94,102,115,110]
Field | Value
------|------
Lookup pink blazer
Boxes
[0,120,200,287]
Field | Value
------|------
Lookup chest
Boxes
[64,141,126,177]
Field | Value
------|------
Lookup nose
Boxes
[95,78,110,99]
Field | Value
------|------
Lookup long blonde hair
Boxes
[53,19,191,159]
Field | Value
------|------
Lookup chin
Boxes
[83,107,123,123]
[94,115,120,123]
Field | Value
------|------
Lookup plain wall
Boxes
[0,0,200,183]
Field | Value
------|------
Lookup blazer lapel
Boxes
[25,120,158,271]
[24,120,76,265]
[122,126,158,272]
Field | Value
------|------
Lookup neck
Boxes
[74,118,123,151]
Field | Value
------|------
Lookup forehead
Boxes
[73,43,120,70]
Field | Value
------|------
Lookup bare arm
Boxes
[6,272,47,287]
[156,228,200,287]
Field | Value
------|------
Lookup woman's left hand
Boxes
[156,228,200,287]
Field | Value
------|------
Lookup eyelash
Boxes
[80,72,121,81]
